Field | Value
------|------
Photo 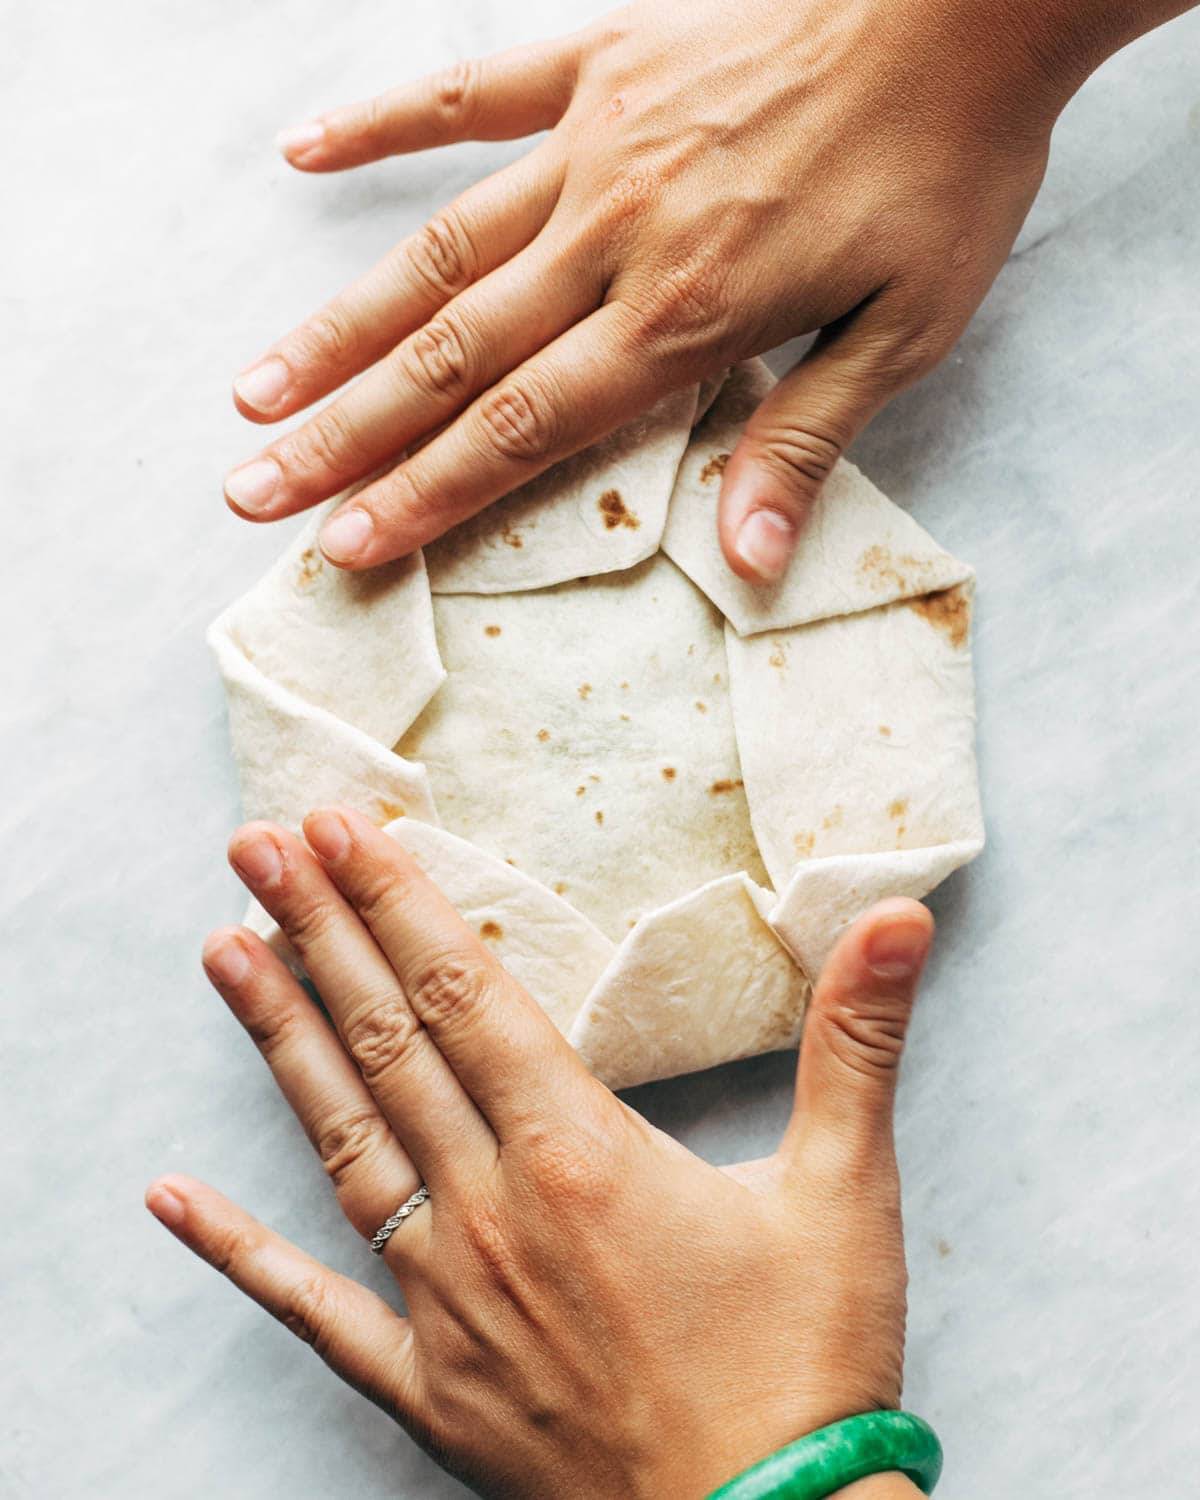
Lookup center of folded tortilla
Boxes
[394,552,769,940]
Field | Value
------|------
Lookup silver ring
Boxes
[369,1185,430,1254]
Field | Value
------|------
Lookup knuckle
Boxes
[297,306,361,370]
[409,208,476,301]
[520,1122,618,1211]
[209,1221,259,1279]
[284,404,367,480]
[242,999,303,1060]
[620,252,734,362]
[312,1107,390,1190]
[407,958,494,1035]
[342,997,423,1085]
[598,167,657,230]
[755,425,843,493]
[432,58,481,132]
[280,1273,336,1353]
[817,993,910,1081]
[401,314,471,400]
[279,886,340,954]
[476,375,558,464]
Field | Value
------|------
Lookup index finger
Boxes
[302,807,596,1136]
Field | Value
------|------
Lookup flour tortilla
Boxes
[663,362,973,635]
[210,358,984,1088]
[424,386,700,594]
[396,551,767,942]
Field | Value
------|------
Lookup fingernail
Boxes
[320,508,373,564]
[202,933,251,987]
[146,1181,186,1229]
[735,508,796,582]
[276,121,325,160]
[865,919,930,980]
[304,810,350,863]
[225,457,282,516]
[231,835,283,890]
[234,357,291,414]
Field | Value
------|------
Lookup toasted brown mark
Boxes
[297,547,323,587]
[553,881,568,896]
[661,767,677,781]
[857,544,929,594]
[879,724,892,737]
[695,700,708,713]
[793,830,815,858]
[822,806,844,830]
[501,524,524,550]
[888,798,909,820]
[907,584,970,649]
[594,810,604,825]
[536,728,551,743]
[620,681,630,690]
[576,785,586,797]
[598,489,640,530]
[768,643,786,670]
[709,778,743,795]
[578,683,592,700]
[375,800,405,823]
[480,921,503,941]
[699,452,730,483]
[937,1238,952,1259]
[484,624,502,638]
[619,712,631,722]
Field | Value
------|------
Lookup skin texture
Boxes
[222,0,1190,583]
[148,808,936,1498]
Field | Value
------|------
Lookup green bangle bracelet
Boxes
[706,1411,943,1500]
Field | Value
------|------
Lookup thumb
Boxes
[719,307,916,583]
[786,899,935,1164]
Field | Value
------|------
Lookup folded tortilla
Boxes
[210,361,983,1088]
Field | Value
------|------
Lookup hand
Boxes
[223,0,1083,582]
[148,807,935,1499]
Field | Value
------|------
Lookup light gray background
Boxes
[3,3,1197,1495]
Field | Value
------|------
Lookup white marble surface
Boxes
[3,4,1198,1495]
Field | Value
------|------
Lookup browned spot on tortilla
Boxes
[505,857,517,866]
[661,766,677,781]
[822,806,844,830]
[768,643,786,670]
[501,524,524,549]
[536,728,551,742]
[906,584,970,649]
[598,489,640,530]
[480,920,503,941]
[553,881,568,895]
[297,547,322,587]
[619,713,630,722]
[620,681,630,690]
[712,672,722,685]
[879,724,892,737]
[937,1238,952,1259]
[484,624,501,637]
[793,830,815,858]
[687,643,695,656]
[888,798,909,820]
[589,773,601,782]
[578,683,592,700]
[594,809,604,825]
[699,452,730,483]
[896,825,907,842]
[695,700,708,713]
[709,778,743,795]
[576,785,586,797]
[375,800,405,823]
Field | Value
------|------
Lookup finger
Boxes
[144,1174,419,1415]
[718,294,939,583]
[231,146,565,425]
[303,808,596,1136]
[227,823,494,1190]
[275,40,580,172]
[314,300,678,568]
[201,925,420,1239]
[227,231,597,529]
[787,899,934,1164]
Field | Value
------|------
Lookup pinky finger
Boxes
[145,1174,418,1413]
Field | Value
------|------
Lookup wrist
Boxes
[835,1475,926,1499]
